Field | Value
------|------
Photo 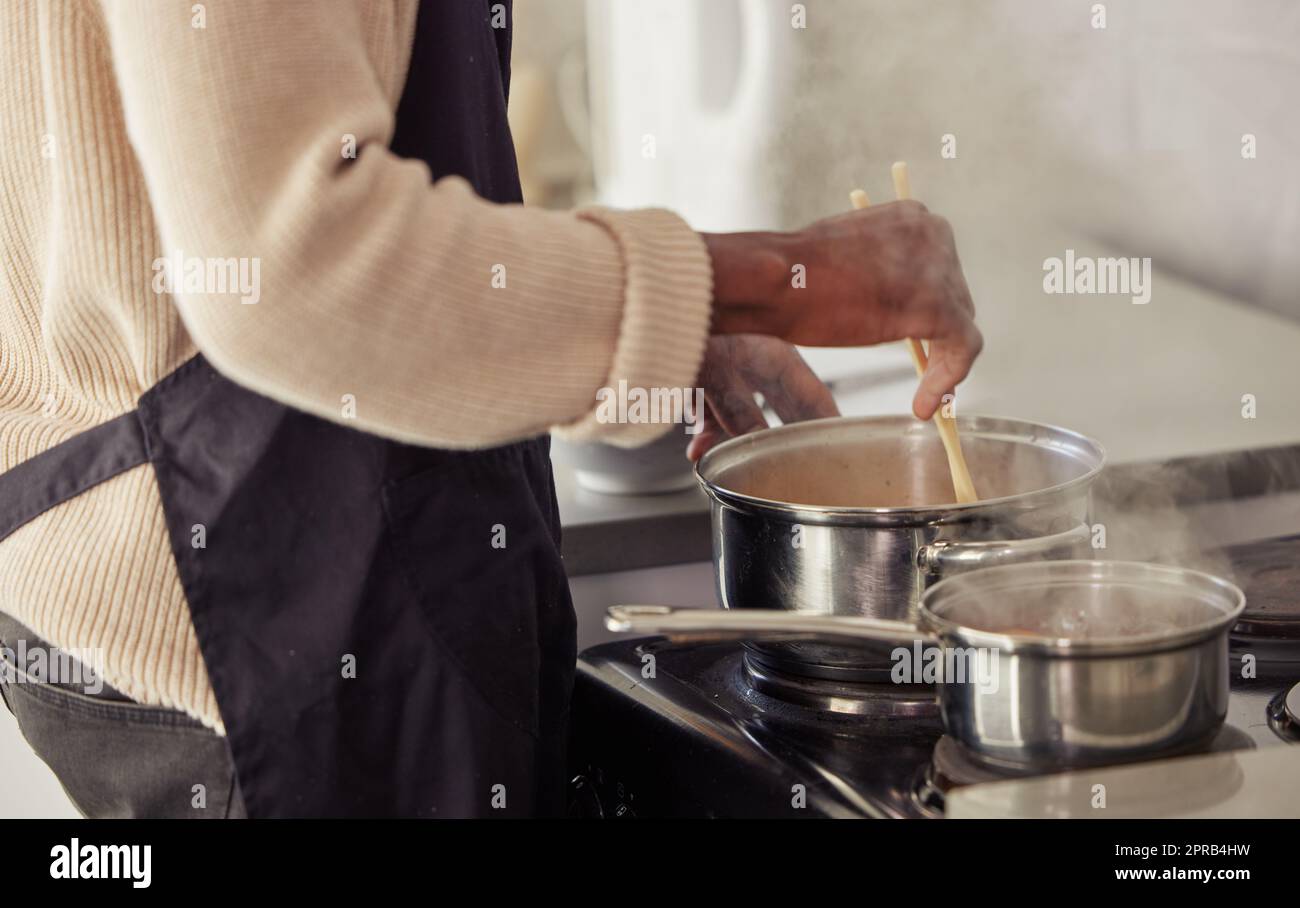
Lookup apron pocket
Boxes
[381,444,573,739]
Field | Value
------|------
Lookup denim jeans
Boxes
[0,612,245,818]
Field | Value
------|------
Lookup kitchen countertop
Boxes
[946,743,1300,819]
[555,219,1300,575]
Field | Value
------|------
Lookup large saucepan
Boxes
[694,415,1106,680]
[607,560,1246,770]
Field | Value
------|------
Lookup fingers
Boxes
[685,403,722,461]
[707,382,769,438]
[689,336,839,461]
[911,321,983,420]
[757,345,840,425]
[695,336,772,439]
[931,215,975,318]
[686,394,768,461]
[897,252,982,421]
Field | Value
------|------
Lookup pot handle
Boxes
[605,605,939,646]
[918,521,1093,575]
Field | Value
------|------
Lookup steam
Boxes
[1092,460,1235,583]
[1092,446,1300,588]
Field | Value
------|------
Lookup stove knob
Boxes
[567,774,605,819]
[1267,682,1300,743]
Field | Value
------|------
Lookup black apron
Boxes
[0,0,576,817]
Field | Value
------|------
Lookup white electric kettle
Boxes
[583,0,794,231]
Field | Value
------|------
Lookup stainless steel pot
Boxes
[606,561,1246,770]
[694,415,1106,680]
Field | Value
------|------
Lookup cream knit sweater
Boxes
[0,1,713,730]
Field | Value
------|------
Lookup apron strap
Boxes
[0,411,148,546]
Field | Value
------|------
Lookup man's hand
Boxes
[703,200,981,421]
[687,335,839,461]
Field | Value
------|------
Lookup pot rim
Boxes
[694,413,1107,524]
[918,560,1246,656]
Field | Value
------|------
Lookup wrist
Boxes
[703,230,797,337]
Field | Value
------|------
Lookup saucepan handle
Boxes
[918,521,1093,575]
[605,605,939,646]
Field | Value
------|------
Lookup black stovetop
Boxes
[569,639,943,818]
[568,536,1300,819]
[569,638,1296,818]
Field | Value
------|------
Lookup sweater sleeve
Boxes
[97,0,712,449]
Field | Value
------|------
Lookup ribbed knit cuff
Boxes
[555,207,713,447]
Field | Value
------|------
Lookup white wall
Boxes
[584,0,1300,319]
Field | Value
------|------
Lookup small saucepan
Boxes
[606,560,1245,771]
